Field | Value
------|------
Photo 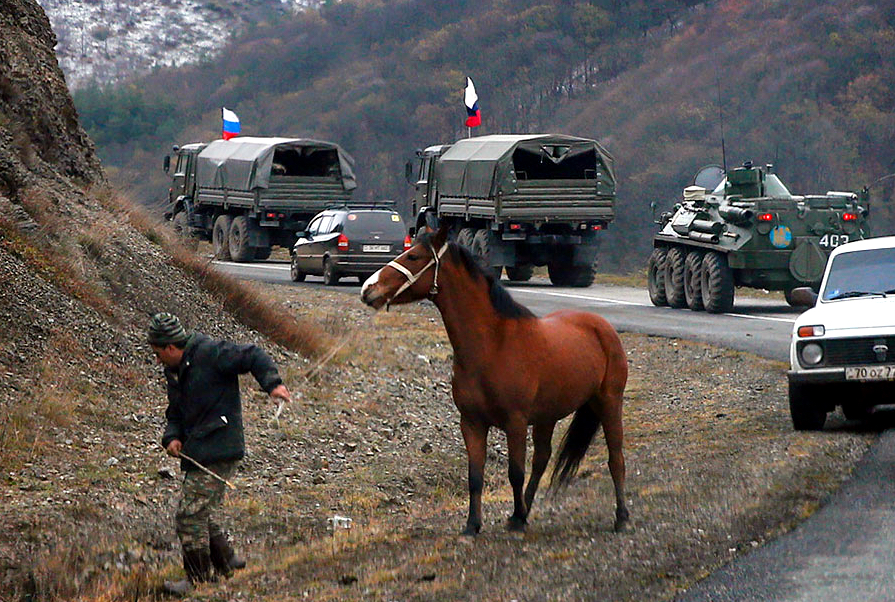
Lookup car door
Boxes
[294,215,323,272]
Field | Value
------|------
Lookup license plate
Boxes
[845,365,895,381]
[362,244,390,253]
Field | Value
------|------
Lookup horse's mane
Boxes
[418,232,535,319]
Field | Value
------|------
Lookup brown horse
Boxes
[361,226,629,535]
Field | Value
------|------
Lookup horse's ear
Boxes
[433,224,450,248]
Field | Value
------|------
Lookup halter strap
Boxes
[385,241,449,310]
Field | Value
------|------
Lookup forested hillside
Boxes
[74,0,895,271]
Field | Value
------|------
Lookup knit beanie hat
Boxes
[148,312,189,346]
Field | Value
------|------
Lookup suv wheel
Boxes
[290,255,306,282]
[647,248,668,306]
[213,215,233,260]
[322,257,340,285]
[789,381,827,431]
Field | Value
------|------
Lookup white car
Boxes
[788,235,895,430]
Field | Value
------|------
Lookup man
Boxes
[148,312,292,595]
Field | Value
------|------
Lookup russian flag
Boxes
[464,77,481,128]
[222,107,240,140]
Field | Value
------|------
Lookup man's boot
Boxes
[163,549,213,595]
[209,533,246,578]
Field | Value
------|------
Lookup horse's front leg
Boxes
[505,420,528,532]
[460,416,488,536]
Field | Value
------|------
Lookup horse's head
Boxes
[361,226,449,310]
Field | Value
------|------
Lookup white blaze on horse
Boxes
[361,226,629,535]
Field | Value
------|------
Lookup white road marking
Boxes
[216,261,289,271]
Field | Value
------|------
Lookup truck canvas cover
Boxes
[436,134,615,199]
[195,136,356,191]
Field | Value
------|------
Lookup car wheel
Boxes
[228,215,256,262]
[212,215,232,260]
[663,247,687,308]
[701,251,734,314]
[647,247,668,306]
[290,255,306,282]
[789,381,827,431]
[322,257,340,285]
[683,250,705,311]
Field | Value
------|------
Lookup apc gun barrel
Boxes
[687,231,719,244]
[690,219,724,235]
[718,206,754,223]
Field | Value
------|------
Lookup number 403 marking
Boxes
[819,234,850,248]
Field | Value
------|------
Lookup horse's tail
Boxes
[550,403,601,489]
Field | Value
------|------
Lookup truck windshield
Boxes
[822,247,895,301]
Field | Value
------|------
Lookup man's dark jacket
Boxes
[161,333,283,470]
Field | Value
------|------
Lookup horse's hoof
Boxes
[613,518,631,533]
[506,516,527,532]
[461,524,481,537]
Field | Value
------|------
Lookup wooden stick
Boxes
[179,452,236,490]
[268,337,349,427]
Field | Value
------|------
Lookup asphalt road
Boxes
[215,259,894,602]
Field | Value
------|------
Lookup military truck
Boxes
[647,161,870,313]
[163,136,357,261]
[408,134,616,286]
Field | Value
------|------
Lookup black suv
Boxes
[290,207,410,284]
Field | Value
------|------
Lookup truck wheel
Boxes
[172,212,198,250]
[789,382,826,431]
[566,261,597,288]
[663,247,687,308]
[290,254,306,282]
[322,257,340,285]
[228,216,256,262]
[683,250,705,311]
[505,265,534,282]
[647,248,668,306]
[254,246,272,260]
[472,229,502,280]
[457,227,476,251]
[213,215,233,260]
[701,251,734,314]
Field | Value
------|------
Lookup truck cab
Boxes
[163,143,206,217]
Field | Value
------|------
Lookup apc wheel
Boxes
[647,248,668,306]
[472,229,502,280]
[789,382,827,431]
[322,257,340,285]
[683,250,705,311]
[457,227,476,251]
[289,255,306,282]
[701,251,734,314]
[663,247,687,308]
[212,215,233,260]
[228,216,257,262]
[505,265,534,282]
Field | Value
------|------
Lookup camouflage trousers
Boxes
[175,460,237,553]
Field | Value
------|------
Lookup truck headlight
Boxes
[800,343,824,366]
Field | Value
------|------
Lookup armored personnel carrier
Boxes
[647,161,869,313]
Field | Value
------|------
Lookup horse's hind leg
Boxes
[523,421,556,513]
[460,416,488,536]
[505,420,529,531]
[599,397,629,532]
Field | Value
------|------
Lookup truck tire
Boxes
[322,257,340,285]
[456,227,476,251]
[472,229,502,279]
[683,250,705,311]
[228,216,257,262]
[213,215,233,260]
[505,265,534,282]
[547,261,595,287]
[663,246,687,308]
[172,211,198,250]
[701,251,734,314]
[647,248,668,306]
[290,254,306,282]
[789,381,826,431]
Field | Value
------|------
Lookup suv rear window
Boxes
[344,212,405,237]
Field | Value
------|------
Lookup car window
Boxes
[344,212,406,237]
[307,217,323,235]
[822,247,895,300]
[330,214,345,233]
[318,215,334,234]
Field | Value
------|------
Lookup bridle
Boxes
[384,240,449,310]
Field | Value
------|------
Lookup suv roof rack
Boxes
[325,200,397,210]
